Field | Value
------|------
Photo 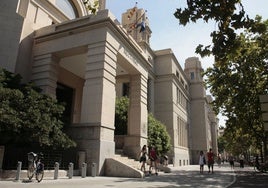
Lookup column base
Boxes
[123,136,147,160]
[67,124,115,176]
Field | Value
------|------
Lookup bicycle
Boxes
[27,152,44,182]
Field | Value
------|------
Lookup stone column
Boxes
[79,41,117,175]
[32,54,59,98]
[124,74,148,159]
[147,78,154,113]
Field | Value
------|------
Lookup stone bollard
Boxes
[54,162,59,179]
[68,162,73,179]
[81,162,87,178]
[91,163,96,177]
[15,161,22,181]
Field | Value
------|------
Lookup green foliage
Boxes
[221,127,252,156]
[217,136,226,154]
[83,0,99,14]
[114,96,129,135]
[0,68,76,148]
[174,0,267,62]
[148,113,171,156]
[114,97,171,155]
[205,21,268,149]
[174,0,268,157]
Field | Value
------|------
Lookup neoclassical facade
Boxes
[0,0,218,175]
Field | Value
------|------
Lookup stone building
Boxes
[0,0,218,175]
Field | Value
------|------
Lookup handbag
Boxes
[140,156,146,162]
[203,157,206,164]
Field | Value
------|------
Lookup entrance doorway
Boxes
[56,83,74,126]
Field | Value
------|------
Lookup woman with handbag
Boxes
[199,151,206,174]
[139,145,147,173]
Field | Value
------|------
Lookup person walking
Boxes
[139,145,147,173]
[255,154,260,170]
[239,154,244,168]
[229,155,234,169]
[207,148,214,173]
[149,146,158,175]
[217,154,222,167]
[199,151,206,173]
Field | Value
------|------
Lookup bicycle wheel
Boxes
[27,165,35,180]
[36,170,44,182]
[36,163,44,182]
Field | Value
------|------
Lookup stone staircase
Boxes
[105,150,171,178]
[104,150,144,178]
[114,150,141,170]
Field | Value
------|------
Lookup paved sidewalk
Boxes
[229,164,268,188]
[0,164,235,188]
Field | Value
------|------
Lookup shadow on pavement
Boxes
[111,169,235,188]
[228,170,268,188]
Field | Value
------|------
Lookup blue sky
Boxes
[106,0,268,126]
[106,0,267,69]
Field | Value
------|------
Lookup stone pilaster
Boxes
[31,54,59,98]
[124,74,148,159]
[78,41,117,175]
[147,78,154,113]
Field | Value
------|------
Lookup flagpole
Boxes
[135,2,138,41]
[126,2,146,40]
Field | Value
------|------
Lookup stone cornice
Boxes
[34,9,150,71]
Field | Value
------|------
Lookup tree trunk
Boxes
[264,132,268,162]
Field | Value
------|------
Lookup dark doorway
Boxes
[123,82,130,97]
[56,83,74,126]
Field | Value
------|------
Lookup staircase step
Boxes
[113,153,143,170]
[115,149,124,155]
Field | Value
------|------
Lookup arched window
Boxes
[55,0,78,19]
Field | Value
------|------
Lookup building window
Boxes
[123,82,130,97]
[190,72,195,80]
[176,71,180,78]
[55,0,78,19]
[176,87,179,104]
[180,78,185,86]
[56,83,74,126]
[177,116,188,148]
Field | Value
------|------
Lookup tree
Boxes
[222,126,252,156]
[0,69,76,148]
[83,0,99,14]
[114,96,129,135]
[174,0,268,158]
[148,113,171,156]
[174,0,267,61]
[114,97,171,155]
[217,136,226,154]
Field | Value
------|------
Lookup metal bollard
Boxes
[15,161,22,181]
[54,162,59,179]
[68,162,73,179]
[91,162,96,177]
[81,162,87,178]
